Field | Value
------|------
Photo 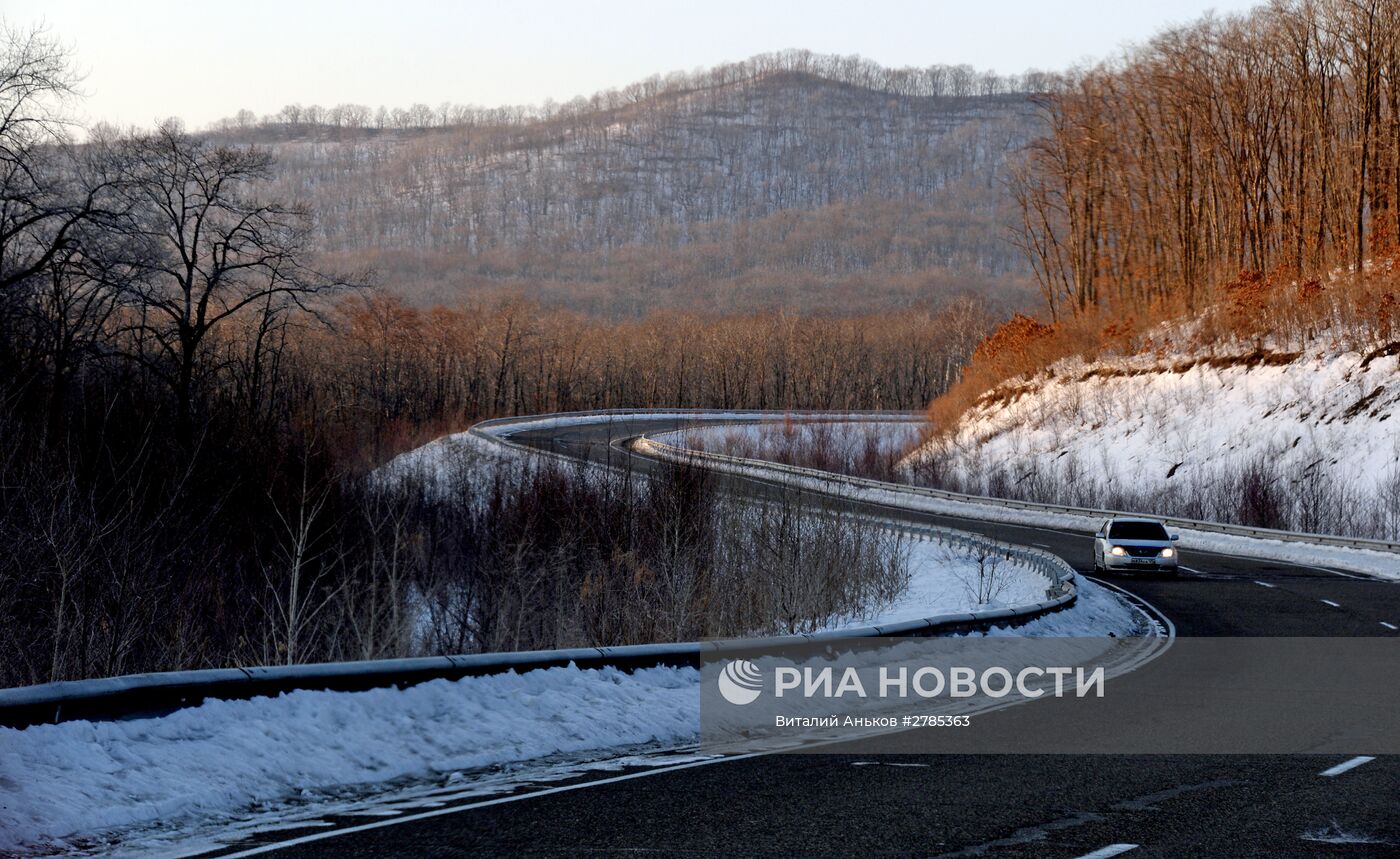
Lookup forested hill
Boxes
[207,52,1043,314]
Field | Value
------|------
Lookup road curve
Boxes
[259,414,1400,859]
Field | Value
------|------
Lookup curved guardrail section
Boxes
[11,405,1388,730]
[478,409,1398,552]
[0,596,1074,730]
[617,416,1400,555]
[0,410,1074,730]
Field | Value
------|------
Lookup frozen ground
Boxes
[951,347,1400,496]
[372,428,537,502]
[902,343,1400,543]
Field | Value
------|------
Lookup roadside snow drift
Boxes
[0,570,1138,854]
[0,666,698,854]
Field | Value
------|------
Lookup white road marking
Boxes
[1319,756,1375,777]
[224,579,1178,859]
[1254,581,1276,588]
[1074,845,1139,859]
[1033,542,1053,548]
[213,751,769,857]
[1180,565,1205,575]
[1381,622,1398,631]
[1315,567,1367,580]
[1320,599,1342,607]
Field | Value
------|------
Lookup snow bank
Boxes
[824,536,1054,632]
[899,343,1400,574]
[982,575,1139,638]
[0,665,698,854]
[910,347,1400,498]
[372,429,525,500]
[0,574,1139,855]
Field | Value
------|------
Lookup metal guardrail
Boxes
[0,409,1072,730]
[17,409,1373,730]
[0,594,1074,729]
[626,420,1400,555]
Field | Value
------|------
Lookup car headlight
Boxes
[1160,547,1175,558]
[1109,546,1127,556]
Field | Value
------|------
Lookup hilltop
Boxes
[207,52,1042,314]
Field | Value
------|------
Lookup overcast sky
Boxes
[8,0,1261,130]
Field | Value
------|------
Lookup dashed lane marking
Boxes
[1381,622,1398,631]
[1319,756,1375,777]
[1074,845,1139,859]
[1320,599,1342,607]
[1254,581,1276,588]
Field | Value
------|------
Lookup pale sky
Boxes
[8,0,1262,130]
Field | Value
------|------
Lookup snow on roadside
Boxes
[908,347,1400,500]
[371,429,524,500]
[981,576,1139,638]
[0,413,1150,855]
[674,420,922,460]
[824,537,1053,632]
[0,572,1139,856]
[0,666,698,855]
[824,537,1140,637]
[476,411,920,438]
[638,439,1400,580]
[902,343,1400,560]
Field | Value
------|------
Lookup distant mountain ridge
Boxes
[209,52,1044,314]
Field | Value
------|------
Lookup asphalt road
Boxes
[249,415,1400,858]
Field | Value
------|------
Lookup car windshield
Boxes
[1109,521,1169,541]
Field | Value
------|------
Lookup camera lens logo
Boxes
[717,659,764,705]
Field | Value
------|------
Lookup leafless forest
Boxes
[1013,0,1400,320]
[918,0,1400,540]
[202,51,1042,313]
[921,0,1400,423]
[0,30,1001,686]
[9,0,1399,687]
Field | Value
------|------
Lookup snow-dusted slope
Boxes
[904,342,1400,541]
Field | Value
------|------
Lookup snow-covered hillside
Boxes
[904,341,1400,541]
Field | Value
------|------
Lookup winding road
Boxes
[236,415,1400,858]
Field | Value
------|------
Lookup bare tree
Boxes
[0,23,122,296]
[116,126,355,430]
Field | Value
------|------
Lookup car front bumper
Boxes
[1104,555,1178,572]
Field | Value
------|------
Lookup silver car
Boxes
[1093,517,1180,575]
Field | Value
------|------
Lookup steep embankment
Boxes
[903,340,1400,541]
